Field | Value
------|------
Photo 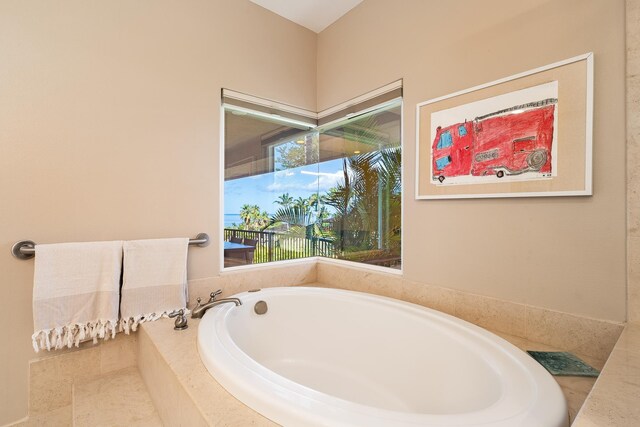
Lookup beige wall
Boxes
[318,0,627,322]
[0,0,316,424]
[0,0,631,424]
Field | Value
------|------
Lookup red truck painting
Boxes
[432,98,557,183]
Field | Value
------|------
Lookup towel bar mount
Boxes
[11,233,210,260]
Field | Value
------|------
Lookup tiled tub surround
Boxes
[139,261,625,425]
[10,261,628,426]
[12,333,138,426]
[134,262,316,426]
[139,319,275,426]
[8,304,620,427]
[573,323,640,426]
[73,367,161,426]
[7,261,316,426]
[197,287,572,426]
[188,260,317,301]
[628,0,640,324]
[139,304,602,425]
[316,261,624,363]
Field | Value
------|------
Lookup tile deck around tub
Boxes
[141,316,601,426]
[572,323,640,426]
[494,331,605,424]
[73,366,161,427]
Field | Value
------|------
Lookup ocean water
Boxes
[224,214,243,227]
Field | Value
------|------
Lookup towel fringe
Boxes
[119,308,190,334]
[31,309,189,351]
[31,319,118,352]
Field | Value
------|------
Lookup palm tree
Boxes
[377,147,402,250]
[378,147,402,194]
[324,147,401,254]
[265,205,316,234]
[239,204,256,227]
[307,193,319,209]
[293,196,307,209]
[263,201,330,256]
[275,193,294,208]
[239,204,269,231]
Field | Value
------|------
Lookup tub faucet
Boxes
[191,289,242,319]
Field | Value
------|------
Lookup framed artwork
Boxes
[415,53,593,199]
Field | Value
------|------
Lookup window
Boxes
[437,131,453,149]
[436,155,452,170]
[222,89,402,270]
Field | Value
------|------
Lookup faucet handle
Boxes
[168,308,184,318]
[209,289,223,302]
[167,309,188,330]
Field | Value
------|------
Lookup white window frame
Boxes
[220,83,404,275]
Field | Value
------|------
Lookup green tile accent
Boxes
[527,351,600,377]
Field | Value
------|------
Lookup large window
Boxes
[223,91,401,270]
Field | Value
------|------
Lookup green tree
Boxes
[275,144,306,170]
[293,196,307,209]
[265,205,317,234]
[275,193,294,208]
[239,204,269,231]
[275,136,319,171]
[307,193,319,209]
[324,147,401,254]
[263,203,328,259]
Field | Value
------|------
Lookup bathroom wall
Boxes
[628,0,640,323]
[0,1,631,424]
[0,0,317,424]
[317,0,627,322]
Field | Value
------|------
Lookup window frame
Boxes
[219,86,404,275]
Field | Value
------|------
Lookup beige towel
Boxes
[32,241,123,352]
[120,238,189,333]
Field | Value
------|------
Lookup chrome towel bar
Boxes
[11,233,209,260]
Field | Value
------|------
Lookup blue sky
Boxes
[224,158,344,215]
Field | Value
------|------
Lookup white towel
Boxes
[120,238,189,333]
[32,241,123,352]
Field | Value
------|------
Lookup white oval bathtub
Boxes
[197,287,568,427]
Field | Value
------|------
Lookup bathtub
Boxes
[197,287,568,427]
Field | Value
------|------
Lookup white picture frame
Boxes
[415,53,594,200]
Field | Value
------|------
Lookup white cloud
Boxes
[265,181,307,192]
[264,169,344,192]
[299,170,337,177]
[300,170,344,191]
